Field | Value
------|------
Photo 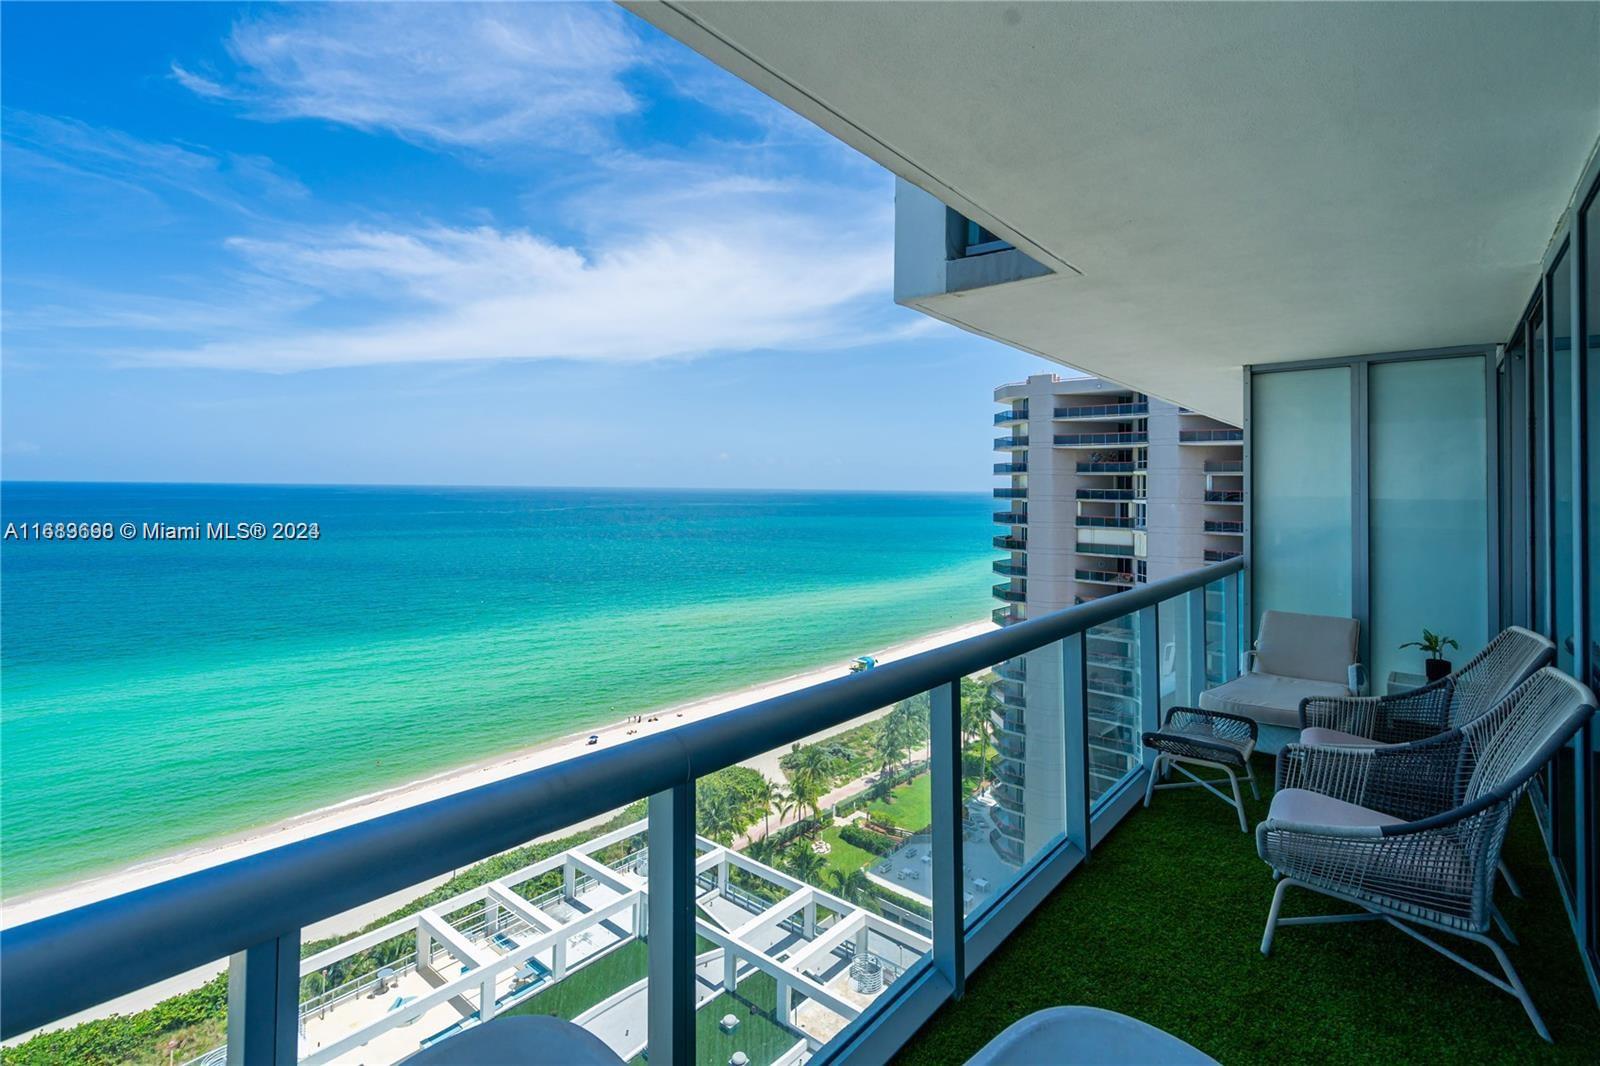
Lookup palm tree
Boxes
[961,675,1000,786]
[789,772,824,832]
[751,774,781,839]
[784,844,827,886]
[698,790,739,846]
[827,867,871,904]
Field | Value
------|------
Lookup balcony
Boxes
[996,658,1025,682]
[1075,488,1141,501]
[994,435,1029,450]
[1075,515,1144,529]
[1075,542,1134,557]
[1179,429,1244,443]
[1076,461,1147,473]
[993,461,1027,475]
[1204,520,1244,534]
[1053,402,1147,419]
[1204,549,1242,562]
[992,535,1027,551]
[1053,431,1149,447]
[1204,490,1244,503]
[991,583,1026,603]
[991,559,1026,577]
[1204,460,1243,473]
[992,487,1027,499]
[1075,569,1134,586]
[992,604,1024,626]
[993,407,1028,425]
[993,510,1028,525]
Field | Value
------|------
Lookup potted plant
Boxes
[1401,628,1460,683]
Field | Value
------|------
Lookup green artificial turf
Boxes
[694,972,806,1066]
[897,757,1599,1065]
[503,939,646,1022]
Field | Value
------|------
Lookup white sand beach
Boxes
[4,618,993,931]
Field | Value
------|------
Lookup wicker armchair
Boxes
[1299,626,1554,746]
[1258,667,1595,1041]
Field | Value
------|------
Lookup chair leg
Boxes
[1492,904,1519,946]
[1260,876,1294,956]
[1225,768,1247,832]
[1477,931,1551,1042]
[1144,755,1162,808]
[1244,759,1260,801]
[1499,860,1524,899]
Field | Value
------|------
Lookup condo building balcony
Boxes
[990,559,1026,577]
[992,406,1028,425]
[1204,520,1245,535]
[1204,490,1244,503]
[9,8,1600,1066]
[992,487,1027,500]
[991,583,1026,604]
[1178,429,1244,443]
[991,604,1024,627]
[1075,515,1144,529]
[1074,569,1135,586]
[992,461,1027,475]
[992,510,1028,525]
[1074,542,1135,558]
[1204,460,1244,474]
[1052,401,1148,419]
[1075,488,1142,501]
[1204,548,1243,562]
[993,435,1028,450]
[995,658,1025,683]
[992,535,1026,551]
[1076,460,1146,473]
[1053,431,1148,447]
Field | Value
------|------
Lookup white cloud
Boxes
[176,3,643,150]
[130,184,904,371]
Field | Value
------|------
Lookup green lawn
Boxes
[867,775,933,833]
[502,939,646,1022]
[627,971,806,1066]
[817,825,880,881]
[896,758,1600,1065]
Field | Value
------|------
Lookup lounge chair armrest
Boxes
[1277,734,1463,820]
[1298,695,1377,736]
[1274,743,1375,804]
[1164,706,1258,742]
[1241,648,1259,675]
[1299,678,1454,742]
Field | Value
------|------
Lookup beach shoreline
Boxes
[2,617,994,929]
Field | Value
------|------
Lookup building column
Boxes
[480,974,497,1022]
[723,949,738,994]
[484,900,500,936]
[563,859,577,898]
[718,858,729,894]
[417,923,435,976]
[553,938,568,980]
[776,979,791,1023]
[803,901,816,938]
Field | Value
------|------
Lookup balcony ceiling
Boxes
[625,2,1600,421]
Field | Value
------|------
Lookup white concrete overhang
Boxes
[624,1,1600,421]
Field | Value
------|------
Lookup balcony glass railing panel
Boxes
[1203,490,1244,503]
[1075,542,1134,557]
[993,408,1029,425]
[1203,520,1244,533]
[1053,432,1148,446]
[1177,429,1243,442]
[1076,516,1143,529]
[1052,402,1148,419]
[2,560,1246,1066]
[1203,460,1244,473]
[992,536,1026,552]
[1076,489,1141,501]
[992,583,1026,603]
[992,487,1028,499]
[993,436,1029,450]
[991,560,1026,577]
[993,511,1028,525]
[992,462,1027,475]
[1076,461,1147,473]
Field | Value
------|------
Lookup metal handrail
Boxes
[0,557,1243,1038]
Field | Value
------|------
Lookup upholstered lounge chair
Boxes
[1198,610,1362,753]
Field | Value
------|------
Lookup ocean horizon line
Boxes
[0,478,993,496]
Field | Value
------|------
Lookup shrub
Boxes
[839,823,899,855]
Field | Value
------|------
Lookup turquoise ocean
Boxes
[0,483,996,895]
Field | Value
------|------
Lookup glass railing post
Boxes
[646,783,693,1066]
[1137,605,1161,755]
[930,678,965,999]
[1062,634,1090,854]
[1186,588,1208,702]
[225,931,299,1066]
[1223,573,1242,682]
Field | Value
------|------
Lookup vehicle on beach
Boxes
[850,655,877,673]
[586,734,599,745]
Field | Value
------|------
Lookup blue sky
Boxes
[1,2,1043,490]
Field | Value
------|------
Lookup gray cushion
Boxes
[1198,673,1350,729]
[1269,787,1403,830]
[1300,726,1400,748]
[1255,610,1360,684]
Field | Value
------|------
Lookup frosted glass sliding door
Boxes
[1368,357,1489,687]
[1251,368,1353,623]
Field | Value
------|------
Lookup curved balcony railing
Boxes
[1205,549,1243,562]
[1075,516,1144,529]
[1204,460,1243,473]
[0,553,1244,1066]
[1204,490,1244,503]
[1075,461,1147,473]
[989,828,1025,865]
[995,761,1026,788]
[992,583,1027,603]
[992,604,1025,626]
[993,461,1028,475]
[1053,402,1147,419]
[996,657,1026,682]
[1179,429,1243,443]
[993,535,1027,551]
[991,782,1026,809]
[993,407,1029,425]
[992,559,1027,577]
[1076,489,1141,501]
[994,511,1029,525]
[1204,520,1245,533]
[993,487,1028,499]
[1054,432,1148,446]
[1075,542,1134,557]
[1075,569,1134,585]
[994,436,1029,450]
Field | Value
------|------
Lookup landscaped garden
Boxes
[503,939,647,1022]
